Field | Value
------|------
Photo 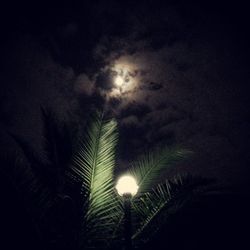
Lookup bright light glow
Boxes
[115,175,138,196]
[115,76,124,86]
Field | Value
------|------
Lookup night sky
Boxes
[1,0,250,189]
[0,1,250,248]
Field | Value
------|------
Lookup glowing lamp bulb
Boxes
[115,76,124,86]
[116,175,138,196]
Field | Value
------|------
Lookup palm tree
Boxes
[68,113,216,249]
[6,108,77,250]
[6,109,216,250]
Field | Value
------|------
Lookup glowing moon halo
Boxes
[115,76,124,87]
[111,61,139,97]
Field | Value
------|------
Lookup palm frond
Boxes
[128,147,192,193]
[0,135,55,245]
[41,107,73,191]
[8,132,57,188]
[71,113,121,243]
[132,175,217,245]
[41,107,72,169]
[8,108,73,192]
[10,153,53,217]
[7,111,76,248]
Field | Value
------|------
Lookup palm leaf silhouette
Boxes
[9,107,73,192]
[67,113,216,249]
[7,108,76,249]
[41,107,73,191]
[70,113,121,247]
[128,147,192,193]
[132,175,217,245]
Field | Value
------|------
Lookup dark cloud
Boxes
[95,69,115,90]
[87,6,250,187]
[119,103,151,120]
[74,73,95,96]
[147,82,163,91]
[1,0,250,189]
[0,35,82,157]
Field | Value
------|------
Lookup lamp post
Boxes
[116,176,138,250]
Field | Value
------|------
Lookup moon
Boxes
[115,76,124,87]
[107,58,141,100]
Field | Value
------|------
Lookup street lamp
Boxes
[116,175,138,250]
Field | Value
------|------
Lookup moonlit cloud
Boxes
[82,13,250,186]
[75,73,95,96]
[120,115,139,126]
[1,1,248,189]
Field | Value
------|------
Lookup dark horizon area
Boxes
[0,1,250,249]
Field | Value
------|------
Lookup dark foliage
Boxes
[1,111,242,250]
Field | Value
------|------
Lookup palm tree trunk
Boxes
[124,194,132,250]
